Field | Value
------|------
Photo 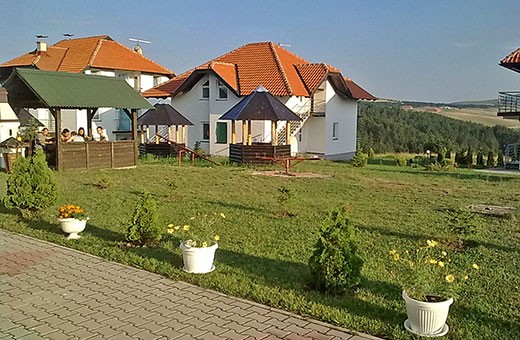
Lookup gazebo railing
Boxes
[277,103,312,144]
[498,91,520,115]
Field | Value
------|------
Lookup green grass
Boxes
[1,159,519,339]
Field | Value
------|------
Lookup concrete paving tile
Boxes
[219,329,250,340]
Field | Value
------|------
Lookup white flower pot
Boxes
[58,218,88,239]
[179,242,218,274]
[402,290,453,337]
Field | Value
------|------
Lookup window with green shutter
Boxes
[216,122,227,144]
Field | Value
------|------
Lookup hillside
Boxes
[358,102,520,153]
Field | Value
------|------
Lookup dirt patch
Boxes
[251,170,331,178]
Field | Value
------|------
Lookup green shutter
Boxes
[216,122,227,144]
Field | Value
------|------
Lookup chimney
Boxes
[133,45,143,55]
[36,41,47,53]
[35,35,48,54]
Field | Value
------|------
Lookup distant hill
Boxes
[400,99,497,109]
[358,102,520,153]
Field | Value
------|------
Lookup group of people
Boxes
[35,126,109,150]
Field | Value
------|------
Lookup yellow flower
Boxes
[168,223,174,228]
[220,213,226,218]
[426,240,438,248]
[472,263,479,270]
[445,274,455,283]
[389,250,397,256]
[183,225,190,231]
[167,228,174,234]
[438,261,445,268]
[463,275,469,280]
[441,251,447,257]
[214,235,220,241]
[393,253,400,261]
[202,242,208,247]
[408,261,414,268]
[174,225,180,230]
[429,259,438,265]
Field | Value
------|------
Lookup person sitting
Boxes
[77,127,91,141]
[94,126,109,141]
[70,131,85,142]
[60,128,71,142]
[34,127,50,150]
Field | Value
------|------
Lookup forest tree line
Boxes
[357,103,520,154]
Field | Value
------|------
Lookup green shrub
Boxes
[308,206,363,294]
[351,152,368,167]
[444,208,480,242]
[126,192,162,246]
[445,149,452,160]
[466,148,474,167]
[476,150,485,168]
[454,150,466,166]
[3,151,57,218]
[396,157,407,167]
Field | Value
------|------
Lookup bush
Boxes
[126,192,162,246]
[308,206,363,294]
[396,157,407,167]
[445,149,452,160]
[351,151,368,167]
[476,150,485,168]
[497,150,505,167]
[3,151,57,218]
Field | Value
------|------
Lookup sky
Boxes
[1,0,519,102]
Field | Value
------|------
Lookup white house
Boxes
[0,35,173,140]
[144,42,375,159]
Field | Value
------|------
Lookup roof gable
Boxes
[143,41,374,100]
[500,48,520,73]
[0,35,173,76]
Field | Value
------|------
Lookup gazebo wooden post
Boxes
[271,121,278,146]
[182,125,187,144]
[131,109,138,166]
[231,120,236,144]
[139,125,145,143]
[176,126,180,143]
[146,126,150,142]
[53,108,62,170]
[242,120,247,145]
[155,125,159,144]
[247,120,252,146]
[285,121,291,146]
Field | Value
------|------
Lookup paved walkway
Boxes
[0,229,381,340]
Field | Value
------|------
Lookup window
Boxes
[332,122,339,140]
[217,80,227,100]
[297,127,303,143]
[153,76,162,87]
[202,122,210,140]
[216,122,228,144]
[201,80,209,99]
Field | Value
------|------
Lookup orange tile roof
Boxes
[344,77,376,100]
[143,42,373,100]
[501,48,520,65]
[0,35,173,76]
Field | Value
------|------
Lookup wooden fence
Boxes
[58,141,136,170]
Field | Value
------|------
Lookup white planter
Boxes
[402,290,453,337]
[58,218,88,239]
[179,242,218,274]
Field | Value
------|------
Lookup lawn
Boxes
[1,158,519,339]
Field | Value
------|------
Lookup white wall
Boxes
[324,80,358,160]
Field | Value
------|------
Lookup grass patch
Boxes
[0,160,519,339]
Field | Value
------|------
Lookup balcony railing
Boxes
[498,91,520,116]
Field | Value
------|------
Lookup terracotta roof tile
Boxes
[144,41,373,100]
[501,48,520,65]
[295,63,329,94]
[344,77,376,100]
[0,35,173,76]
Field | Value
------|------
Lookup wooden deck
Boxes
[57,141,137,170]
[229,143,291,164]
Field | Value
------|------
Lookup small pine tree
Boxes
[476,150,485,168]
[3,150,57,218]
[126,192,162,246]
[466,148,474,168]
[351,146,368,167]
[437,147,446,163]
[454,150,465,166]
[497,150,505,167]
[486,151,495,168]
[308,206,363,294]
